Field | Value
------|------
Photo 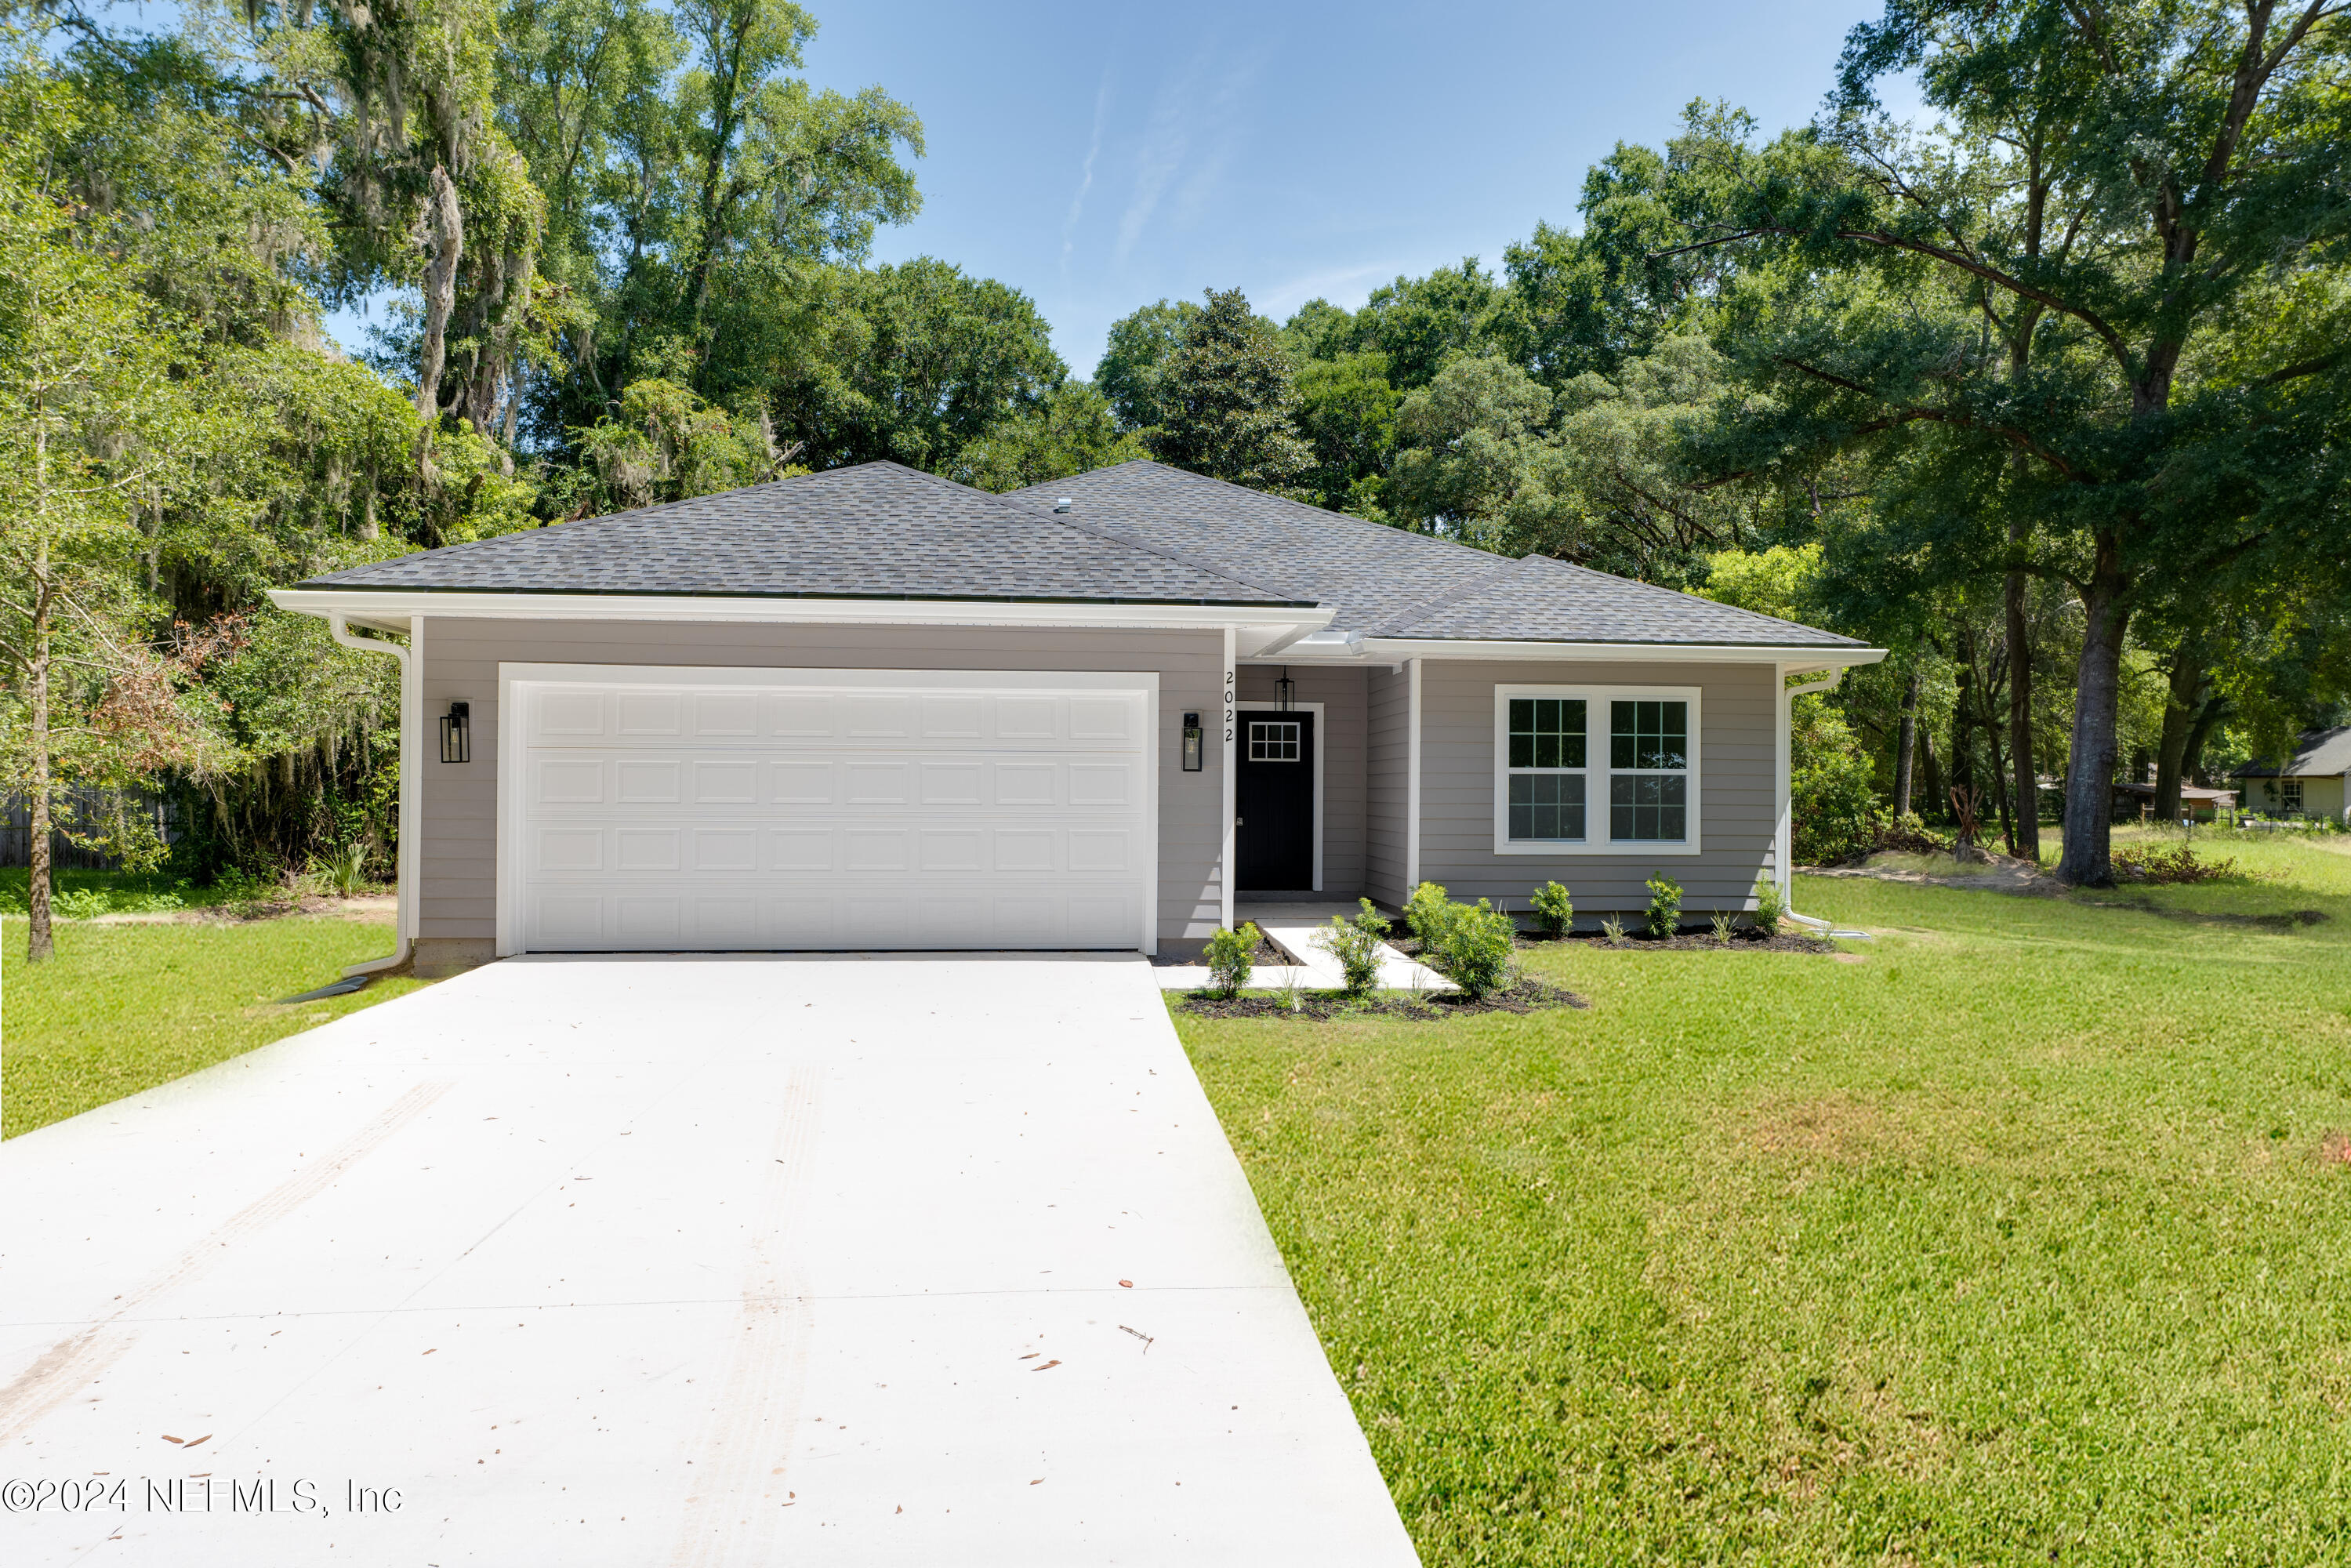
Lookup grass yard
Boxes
[1177,831,2351,1566]
[2,916,423,1139]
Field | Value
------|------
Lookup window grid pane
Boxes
[1609,699,1688,771]
[1508,772,1587,841]
[1248,720,1301,762]
[1509,697,1586,770]
[1609,774,1688,840]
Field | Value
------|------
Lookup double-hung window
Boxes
[1505,698,1587,841]
[1496,686,1700,853]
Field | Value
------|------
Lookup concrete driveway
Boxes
[0,955,1417,1566]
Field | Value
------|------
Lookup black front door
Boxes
[1236,712,1315,890]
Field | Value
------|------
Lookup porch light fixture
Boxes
[440,700,471,764]
[1181,711,1204,771]
[1275,671,1296,712]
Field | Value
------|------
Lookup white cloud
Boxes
[1061,66,1116,279]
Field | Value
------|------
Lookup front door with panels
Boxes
[504,668,1153,953]
[1235,712,1315,891]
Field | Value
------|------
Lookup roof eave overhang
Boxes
[267,587,1333,658]
[1349,637,1887,667]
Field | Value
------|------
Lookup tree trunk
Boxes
[1951,626,1977,826]
[1893,666,1920,817]
[2183,694,2226,788]
[27,619,53,964]
[1919,728,1943,821]
[2006,565,2039,859]
[414,165,466,460]
[2057,561,2132,886]
[2153,640,2205,822]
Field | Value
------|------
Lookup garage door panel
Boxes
[513,674,1150,953]
[615,760,677,802]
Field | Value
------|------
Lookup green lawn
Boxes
[1177,832,2351,1566]
[2,916,423,1139]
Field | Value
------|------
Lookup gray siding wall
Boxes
[1417,659,1779,916]
[1364,664,1410,907]
[418,618,1230,949]
[1235,664,1366,895]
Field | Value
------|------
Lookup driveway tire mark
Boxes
[0,1080,453,1440]
[671,1066,822,1567]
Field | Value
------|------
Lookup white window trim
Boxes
[1237,702,1324,891]
[1491,684,1703,856]
[494,662,1161,957]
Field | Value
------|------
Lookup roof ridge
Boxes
[872,460,1314,604]
[1366,552,1535,637]
[1022,459,1512,570]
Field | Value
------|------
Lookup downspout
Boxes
[1778,666,1845,931]
[329,611,416,977]
[1220,626,1236,932]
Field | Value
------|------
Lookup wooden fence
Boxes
[0,789,178,871]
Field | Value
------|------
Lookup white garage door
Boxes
[499,666,1156,953]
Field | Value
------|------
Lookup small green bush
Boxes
[1315,899,1391,996]
[1711,909,1736,944]
[1751,874,1786,937]
[1433,898,1517,1000]
[319,840,370,898]
[1600,916,1627,946]
[1204,922,1261,996]
[1403,880,1454,948]
[1644,875,1682,938]
[1529,880,1574,937]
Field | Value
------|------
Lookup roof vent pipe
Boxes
[1054,498,1073,513]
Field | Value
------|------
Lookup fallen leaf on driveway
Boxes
[183,1436,211,1450]
[423,1348,437,1355]
[161,1436,183,1444]
[1018,1352,1039,1360]
[1029,1478,1044,1486]
[1030,1359,1061,1372]
[1118,1279,1133,1288]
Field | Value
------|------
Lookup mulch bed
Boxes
[1395,928,1836,957]
[1175,977,1588,1022]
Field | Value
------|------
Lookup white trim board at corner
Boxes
[1490,683,1705,858]
[493,663,1161,958]
[269,589,1332,658]
[1237,702,1326,892]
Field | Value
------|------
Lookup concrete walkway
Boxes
[1152,902,1454,994]
[0,955,1417,1566]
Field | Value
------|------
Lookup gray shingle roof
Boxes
[2233,726,2351,777]
[298,461,1311,607]
[1014,461,1863,648]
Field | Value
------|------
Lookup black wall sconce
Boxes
[440,700,471,764]
[1275,671,1296,712]
[1181,711,1204,771]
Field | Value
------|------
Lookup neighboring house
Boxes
[2110,779,2237,823]
[271,460,1883,974]
[2233,727,2351,822]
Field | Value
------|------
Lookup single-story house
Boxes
[2233,727,2351,822]
[270,460,1883,974]
[2111,779,2237,822]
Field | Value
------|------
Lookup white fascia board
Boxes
[1359,637,1886,668]
[268,587,1333,642]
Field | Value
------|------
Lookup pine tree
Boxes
[1142,289,1312,492]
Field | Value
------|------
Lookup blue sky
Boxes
[314,0,1916,376]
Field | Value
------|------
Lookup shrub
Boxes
[1751,874,1786,938]
[1643,875,1682,938]
[1600,916,1626,946]
[1711,909,1735,944]
[1433,898,1518,1000]
[1790,693,1878,864]
[320,840,370,898]
[1529,880,1574,937]
[1403,880,1454,948]
[2112,844,2239,884]
[1315,899,1390,996]
[1204,922,1261,996]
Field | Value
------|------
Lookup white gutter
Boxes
[1361,637,1886,667]
[328,612,417,978]
[270,587,1329,651]
[1406,658,1423,891]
